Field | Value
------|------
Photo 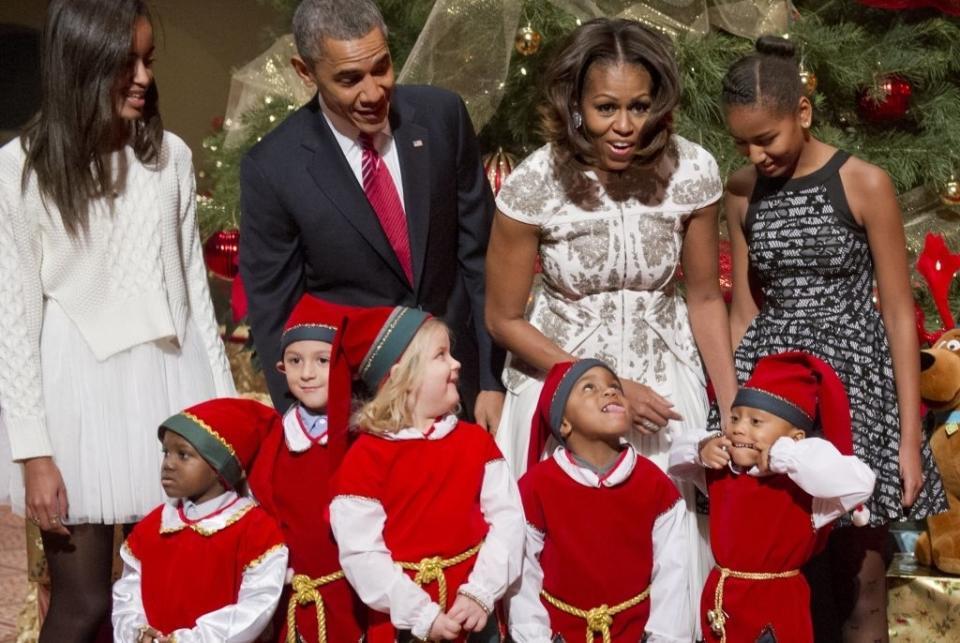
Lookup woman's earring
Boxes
[572,111,583,129]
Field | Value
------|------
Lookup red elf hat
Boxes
[733,351,870,525]
[327,305,432,439]
[159,398,280,490]
[527,359,618,470]
[280,294,353,353]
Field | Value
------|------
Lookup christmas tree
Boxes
[198,0,960,335]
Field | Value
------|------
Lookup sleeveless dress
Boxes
[724,150,947,523]
[494,136,723,636]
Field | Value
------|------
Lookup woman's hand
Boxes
[621,379,683,434]
[899,440,923,508]
[448,593,489,632]
[23,457,69,535]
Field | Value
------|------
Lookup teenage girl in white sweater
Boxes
[0,1,235,640]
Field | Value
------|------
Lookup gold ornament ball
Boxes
[941,176,960,206]
[515,26,542,56]
[799,67,817,96]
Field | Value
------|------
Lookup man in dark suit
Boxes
[239,0,504,428]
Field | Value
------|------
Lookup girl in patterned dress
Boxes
[720,35,947,642]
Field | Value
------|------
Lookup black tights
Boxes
[40,523,131,643]
[805,524,891,643]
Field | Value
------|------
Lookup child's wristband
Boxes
[457,588,492,614]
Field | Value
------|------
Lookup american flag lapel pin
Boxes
[413,139,424,147]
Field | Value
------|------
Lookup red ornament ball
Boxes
[483,148,516,196]
[857,75,912,123]
[203,229,240,280]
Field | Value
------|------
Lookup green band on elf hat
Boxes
[280,323,337,352]
[732,387,815,432]
[159,412,244,489]
[359,306,431,390]
[548,358,618,442]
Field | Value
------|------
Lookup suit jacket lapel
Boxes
[301,99,408,286]
[391,98,431,295]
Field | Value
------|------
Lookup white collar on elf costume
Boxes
[283,404,329,452]
[377,413,459,441]
[552,442,637,488]
[160,491,257,536]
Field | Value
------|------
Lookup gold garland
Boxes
[286,571,347,643]
[706,566,800,642]
[396,541,483,610]
[540,586,650,643]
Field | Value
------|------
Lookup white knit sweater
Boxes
[0,132,235,461]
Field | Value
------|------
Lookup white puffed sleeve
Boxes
[646,498,693,642]
[768,437,876,529]
[505,521,552,643]
[329,495,441,640]
[111,544,148,642]
[167,545,288,643]
[457,458,526,611]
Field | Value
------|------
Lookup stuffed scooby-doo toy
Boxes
[915,328,960,574]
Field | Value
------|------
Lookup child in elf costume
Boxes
[328,305,525,642]
[506,359,691,643]
[112,399,288,643]
[247,294,365,642]
[668,352,875,643]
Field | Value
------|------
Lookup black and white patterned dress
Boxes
[727,150,947,524]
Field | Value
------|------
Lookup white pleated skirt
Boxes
[495,355,714,639]
[5,299,220,525]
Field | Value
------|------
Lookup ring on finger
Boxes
[641,419,661,432]
[49,515,59,525]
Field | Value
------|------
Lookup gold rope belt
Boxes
[397,542,483,610]
[286,570,346,643]
[540,586,650,643]
[707,566,800,642]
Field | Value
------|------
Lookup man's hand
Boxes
[474,390,505,435]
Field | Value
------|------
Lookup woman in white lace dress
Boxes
[0,1,234,640]
[485,18,737,637]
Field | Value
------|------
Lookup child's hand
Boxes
[449,592,489,632]
[698,434,732,469]
[428,611,462,640]
[137,625,167,643]
[756,441,773,473]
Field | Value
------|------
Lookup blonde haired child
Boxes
[328,305,525,642]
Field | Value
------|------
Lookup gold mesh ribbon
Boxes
[220,1,795,139]
[706,566,800,642]
[397,542,483,610]
[540,586,650,643]
[286,570,346,643]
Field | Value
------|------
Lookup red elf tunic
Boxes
[254,406,365,643]
[701,467,827,643]
[330,415,525,643]
[115,494,287,641]
[514,447,684,642]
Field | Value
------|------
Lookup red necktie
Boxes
[359,133,413,285]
